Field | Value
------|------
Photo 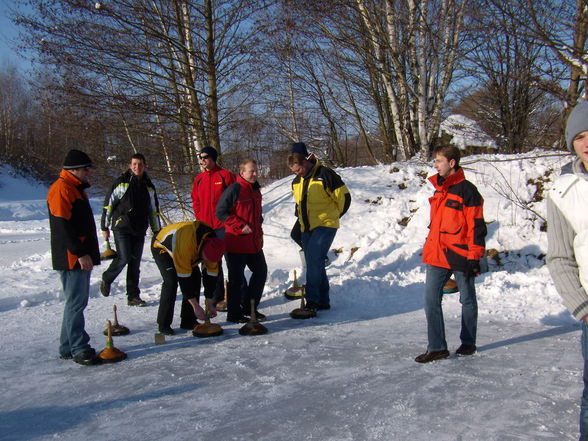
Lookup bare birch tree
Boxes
[352,0,467,160]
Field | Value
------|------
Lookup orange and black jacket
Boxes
[422,167,486,272]
[47,169,100,270]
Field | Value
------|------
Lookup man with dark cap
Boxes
[100,153,161,306]
[287,142,351,317]
[47,149,101,365]
[189,147,235,326]
[547,98,588,440]
[152,221,225,335]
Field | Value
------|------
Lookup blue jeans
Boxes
[58,269,92,357]
[102,231,145,299]
[301,227,337,306]
[580,322,588,440]
[424,265,478,352]
[225,251,268,320]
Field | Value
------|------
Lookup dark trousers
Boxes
[211,228,226,303]
[152,246,201,329]
[225,251,267,320]
[102,231,145,299]
[210,262,225,303]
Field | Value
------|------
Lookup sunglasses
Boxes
[199,154,210,160]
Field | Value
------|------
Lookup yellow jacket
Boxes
[292,159,351,232]
[152,221,219,277]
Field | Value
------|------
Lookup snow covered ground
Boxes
[0,153,582,441]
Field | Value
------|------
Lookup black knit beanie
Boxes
[63,149,93,169]
[291,142,309,156]
[199,146,218,161]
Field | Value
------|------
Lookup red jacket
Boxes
[215,175,263,254]
[422,168,486,271]
[191,165,235,230]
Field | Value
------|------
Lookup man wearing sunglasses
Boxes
[189,146,235,327]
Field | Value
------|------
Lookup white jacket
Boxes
[547,158,588,320]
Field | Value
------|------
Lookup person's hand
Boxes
[78,255,94,271]
[241,224,252,234]
[205,298,217,318]
[193,304,207,321]
[466,259,481,277]
[102,230,110,241]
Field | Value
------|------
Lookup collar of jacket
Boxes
[205,164,223,175]
[571,157,588,176]
[123,168,153,185]
[60,168,90,191]
[303,158,320,179]
[236,174,260,190]
[429,167,464,191]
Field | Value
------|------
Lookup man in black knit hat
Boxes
[47,149,101,366]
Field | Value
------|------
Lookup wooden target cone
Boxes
[239,300,268,336]
[290,290,315,319]
[100,239,117,260]
[215,280,228,312]
[284,269,305,300]
[99,320,127,363]
[103,304,130,336]
[443,278,459,294]
[192,303,223,338]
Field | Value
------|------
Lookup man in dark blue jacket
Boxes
[100,153,161,306]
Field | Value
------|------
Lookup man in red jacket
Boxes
[415,145,486,363]
[216,159,267,323]
[188,147,235,327]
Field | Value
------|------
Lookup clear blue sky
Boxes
[0,0,33,70]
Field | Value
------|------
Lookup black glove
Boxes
[466,259,481,277]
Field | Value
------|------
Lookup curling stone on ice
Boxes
[192,303,223,338]
[103,304,130,336]
[239,300,268,336]
[289,294,315,319]
[215,280,228,312]
[99,320,127,363]
[100,238,117,260]
[443,278,459,294]
[284,269,304,300]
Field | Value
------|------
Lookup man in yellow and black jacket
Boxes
[287,142,351,317]
[151,221,225,335]
[47,149,101,366]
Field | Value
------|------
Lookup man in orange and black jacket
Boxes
[415,145,486,364]
[47,149,101,366]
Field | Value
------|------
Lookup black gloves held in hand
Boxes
[466,259,481,277]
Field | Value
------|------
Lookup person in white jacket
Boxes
[547,98,588,441]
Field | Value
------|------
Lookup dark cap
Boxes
[63,149,93,170]
[291,142,309,157]
[200,146,218,162]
